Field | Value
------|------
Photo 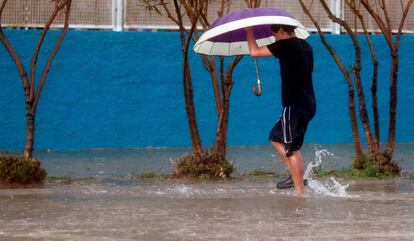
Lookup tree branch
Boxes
[396,0,414,49]
[380,0,393,32]
[360,0,393,47]
[29,0,71,102]
[159,0,180,26]
[0,0,7,18]
[33,0,72,112]
[0,0,31,98]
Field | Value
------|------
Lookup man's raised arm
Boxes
[245,27,273,57]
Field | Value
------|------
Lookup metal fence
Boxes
[1,0,413,33]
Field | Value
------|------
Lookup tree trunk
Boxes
[169,0,203,155]
[384,51,399,161]
[349,1,381,156]
[213,56,240,160]
[214,102,229,159]
[23,103,35,159]
[214,81,232,159]
[352,60,375,156]
[213,61,230,160]
[208,57,223,116]
[183,25,202,154]
[370,56,380,156]
[348,86,364,158]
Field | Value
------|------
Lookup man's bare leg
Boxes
[289,150,305,193]
[271,141,291,173]
[271,141,305,193]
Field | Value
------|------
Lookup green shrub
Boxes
[352,154,400,176]
[172,150,234,179]
[0,154,47,184]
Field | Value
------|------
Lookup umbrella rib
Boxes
[209,39,216,56]
[228,30,234,56]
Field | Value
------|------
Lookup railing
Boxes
[1,0,413,33]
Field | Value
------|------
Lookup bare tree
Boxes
[360,0,413,161]
[147,0,204,154]
[199,0,244,160]
[0,0,72,159]
[207,0,264,159]
[299,0,413,174]
[142,0,248,162]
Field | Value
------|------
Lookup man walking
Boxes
[246,24,316,193]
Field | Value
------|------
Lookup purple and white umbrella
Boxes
[193,7,309,96]
[193,7,309,56]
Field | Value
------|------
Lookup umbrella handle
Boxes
[253,80,262,96]
[252,58,262,96]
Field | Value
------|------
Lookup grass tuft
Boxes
[139,172,157,179]
[315,164,398,179]
[249,169,275,178]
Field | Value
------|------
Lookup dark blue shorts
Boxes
[269,106,315,157]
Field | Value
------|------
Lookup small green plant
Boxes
[46,176,73,184]
[198,173,211,181]
[249,169,275,178]
[139,172,157,179]
[0,154,47,184]
[172,150,234,179]
[46,176,96,185]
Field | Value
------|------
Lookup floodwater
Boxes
[32,143,414,178]
[1,144,414,241]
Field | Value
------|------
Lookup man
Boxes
[246,24,316,193]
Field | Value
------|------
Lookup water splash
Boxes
[304,149,352,197]
[303,149,331,180]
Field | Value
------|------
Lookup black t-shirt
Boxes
[267,37,316,111]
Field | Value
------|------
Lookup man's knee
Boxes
[271,140,283,147]
[271,141,293,158]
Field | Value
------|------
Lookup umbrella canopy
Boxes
[193,7,309,56]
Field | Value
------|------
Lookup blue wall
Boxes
[0,29,413,151]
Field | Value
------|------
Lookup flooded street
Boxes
[1,144,414,240]
[1,179,414,241]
